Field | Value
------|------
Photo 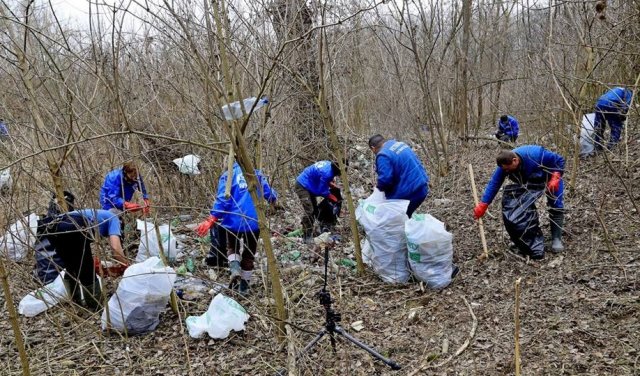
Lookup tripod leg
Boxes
[300,328,327,356]
[333,325,402,370]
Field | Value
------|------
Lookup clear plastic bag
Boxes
[136,220,178,263]
[101,257,176,334]
[220,96,268,120]
[405,214,453,289]
[356,190,410,283]
[185,293,249,339]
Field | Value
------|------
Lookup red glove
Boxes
[547,172,562,193]
[327,193,338,203]
[473,202,489,220]
[195,215,217,237]
[143,199,151,215]
[124,201,143,212]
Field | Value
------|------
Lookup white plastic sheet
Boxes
[18,272,69,317]
[173,154,201,175]
[185,293,249,339]
[136,220,178,263]
[405,214,454,289]
[0,213,38,261]
[356,189,410,283]
[220,96,268,120]
[101,257,175,334]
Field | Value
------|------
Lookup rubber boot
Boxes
[238,279,250,296]
[63,276,83,306]
[549,209,565,253]
[82,280,103,311]
[228,260,241,288]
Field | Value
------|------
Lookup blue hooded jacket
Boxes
[498,116,520,138]
[210,163,277,232]
[296,160,336,197]
[596,87,633,113]
[100,168,149,210]
[376,140,429,200]
[481,145,565,204]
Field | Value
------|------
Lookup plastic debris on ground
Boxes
[185,293,249,339]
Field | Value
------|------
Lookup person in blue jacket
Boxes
[295,160,341,244]
[495,115,519,143]
[40,208,127,310]
[368,135,429,218]
[195,161,277,296]
[99,161,150,214]
[593,87,633,150]
[473,145,565,254]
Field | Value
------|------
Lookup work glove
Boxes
[124,201,143,212]
[473,202,489,220]
[547,172,562,193]
[327,193,339,203]
[143,199,151,215]
[195,215,218,237]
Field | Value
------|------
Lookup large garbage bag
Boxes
[579,113,596,157]
[101,257,175,335]
[19,272,70,317]
[0,213,38,261]
[405,214,453,289]
[355,189,410,283]
[502,184,545,258]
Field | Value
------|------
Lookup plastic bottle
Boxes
[221,96,268,120]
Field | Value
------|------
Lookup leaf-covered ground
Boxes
[1,138,639,375]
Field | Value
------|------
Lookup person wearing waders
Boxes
[40,209,128,310]
[368,134,429,218]
[195,161,277,296]
[495,115,519,143]
[593,87,633,151]
[294,160,342,244]
[473,145,565,256]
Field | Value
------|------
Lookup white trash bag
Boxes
[101,257,175,334]
[0,168,12,193]
[136,220,178,263]
[356,189,410,283]
[405,214,453,289]
[186,293,249,339]
[18,271,69,317]
[0,213,38,261]
[173,154,201,175]
[580,113,596,157]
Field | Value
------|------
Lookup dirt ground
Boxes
[1,138,639,375]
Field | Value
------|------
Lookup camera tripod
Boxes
[277,243,401,374]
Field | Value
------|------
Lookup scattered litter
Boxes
[186,294,249,339]
[351,320,364,332]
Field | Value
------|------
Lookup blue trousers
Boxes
[545,178,564,210]
[594,105,625,149]
[405,185,429,218]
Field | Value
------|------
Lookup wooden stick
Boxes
[468,164,489,259]
[514,277,522,376]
